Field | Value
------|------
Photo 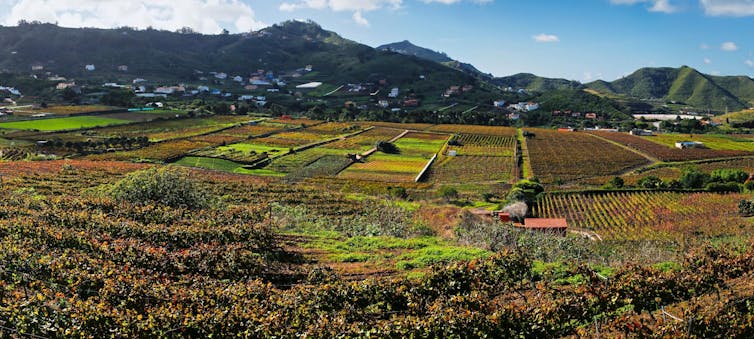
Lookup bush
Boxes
[745,180,754,192]
[705,182,741,193]
[106,166,211,209]
[710,169,749,184]
[638,175,665,189]
[376,141,400,154]
[680,167,709,189]
[739,199,754,216]
[438,186,459,202]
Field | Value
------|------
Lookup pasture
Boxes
[0,115,130,131]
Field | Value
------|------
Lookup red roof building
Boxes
[520,218,568,236]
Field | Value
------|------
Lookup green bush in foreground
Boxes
[105,166,211,209]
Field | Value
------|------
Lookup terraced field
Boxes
[526,129,650,183]
[591,131,752,161]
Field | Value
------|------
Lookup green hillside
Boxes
[586,66,752,111]
[0,21,475,92]
[492,73,584,93]
[534,89,630,118]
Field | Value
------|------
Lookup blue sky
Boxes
[1,0,754,81]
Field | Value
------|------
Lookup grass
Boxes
[641,133,754,151]
[175,156,286,177]
[395,246,491,270]
[0,116,130,131]
[393,137,447,156]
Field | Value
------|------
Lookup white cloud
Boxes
[352,10,369,26]
[421,0,493,4]
[279,0,401,25]
[610,0,678,13]
[704,57,712,64]
[1,0,265,34]
[746,59,754,67]
[701,0,754,16]
[533,33,559,43]
[721,41,738,51]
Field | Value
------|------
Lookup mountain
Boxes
[0,21,475,92]
[377,40,452,63]
[491,73,584,93]
[377,40,492,79]
[586,66,754,111]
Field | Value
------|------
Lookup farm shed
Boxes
[519,218,568,236]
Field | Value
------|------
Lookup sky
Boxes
[1,0,754,82]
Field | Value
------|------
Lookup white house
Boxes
[493,100,506,108]
[378,100,389,108]
[675,141,704,149]
[85,64,95,71]
[214,72,228,79]
[388,88,399,98]
[233,76,244,82]
[197,86,210,92]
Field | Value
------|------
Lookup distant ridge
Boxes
[586,66,754,111]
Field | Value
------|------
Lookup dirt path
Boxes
[586,132,661,163]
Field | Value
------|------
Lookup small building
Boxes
[388,88,399,98]
[558,127,575,132]
[31,65,44,71]
[675,141,704,149]
[493,100,506,108]
[448,150,458,157]
[403,99,420,107]
[585,113,598,119]
[85,64,95,71]
[630,129,654,136]
[519,218,568,236]
[117,65,129,72]
[378,100,389,108]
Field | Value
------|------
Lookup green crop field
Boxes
[216,142,290,156]
[0,116,130,131]
[642,133,754,151]
[175,156,286,176]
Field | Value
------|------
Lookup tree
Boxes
[609,176,625,189]
[637,175,665,189]
[680,167,710,189]
[376,141,400,154]
[438,186,458,202]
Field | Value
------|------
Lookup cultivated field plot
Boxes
[338,133,447,182]
[322,127,404,151]
[87,139,212,161]
[427,124,517,136]
[526,129,650,183]
[428,155,514,183]
[642,134,754,152]
[339,153,430,182]
[10,104,115,116]
[447,134,516,156]
[358,121,435,130]
[268,148,349,173]
[74,116,252,142]
[267,117,322,126]
[532,191,752,241]
[175,156,285,176]
[0,115,130,131]
[590,131,751,161]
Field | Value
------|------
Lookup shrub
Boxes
[638,175,665,189]
[738,199,754,216]
[705,182,741,193]
[438,186,458,202]
[375,141,400,154]
[710,169,749,184]
[680,166,709,189]
[106,166,211,209]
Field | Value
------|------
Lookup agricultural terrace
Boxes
[532,191,753,241]
[267,117,322,126]
[448,134,516,156]
[66,116,253,142]
[525,129,650,184]
[0,115,130,131]
[619,157,754,186]
[357,121,435,130]
[427,124,517,136]
[339,132,448,182]
[641,134,754,152]
[87,139,213,162]
[590,131,751,161]
[175,156,286,177]
[429,155,514,183]
[10,104,115,116]
[321,127,406,152]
